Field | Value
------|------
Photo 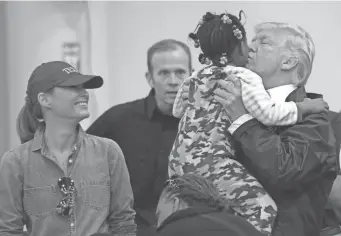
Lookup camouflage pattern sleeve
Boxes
[169,66,278,235]
[172,77,191,118]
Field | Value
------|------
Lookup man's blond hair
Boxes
[255,22,315,86]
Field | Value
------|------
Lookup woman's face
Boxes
[42,85,90,122]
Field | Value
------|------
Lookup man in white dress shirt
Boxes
[211,22,339,236]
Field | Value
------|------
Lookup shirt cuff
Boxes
[228,114,254,135]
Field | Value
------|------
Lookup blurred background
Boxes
[0,1,340,154]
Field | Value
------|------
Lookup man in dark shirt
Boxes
[212,22,338,236]
[87,39,192,236]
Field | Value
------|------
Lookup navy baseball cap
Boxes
[26,61,103,104]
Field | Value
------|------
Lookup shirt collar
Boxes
[31,124,86,153]
[267,84,297,103]
[268,83,324,106]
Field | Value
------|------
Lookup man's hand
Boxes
[213,75,248,123]
[296,98,329,115]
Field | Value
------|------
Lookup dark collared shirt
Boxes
[87,90,180,226]
[0,126,136,236]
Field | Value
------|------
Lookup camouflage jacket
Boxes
[168,66,277,235]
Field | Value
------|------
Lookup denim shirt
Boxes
[0,127,136,236]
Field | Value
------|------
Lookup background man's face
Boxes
[148,48,191,109]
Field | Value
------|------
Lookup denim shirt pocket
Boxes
[80,179,110,212]
[23,185,58,219]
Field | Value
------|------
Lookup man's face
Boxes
[247,29,287,89]
[146,48,191,112]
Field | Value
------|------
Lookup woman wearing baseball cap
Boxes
[0,61,136,236]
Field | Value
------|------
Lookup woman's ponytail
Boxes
[16,99,43,144]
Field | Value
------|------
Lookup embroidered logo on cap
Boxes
[62,67,77,74]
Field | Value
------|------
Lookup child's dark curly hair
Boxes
[189,11,247,67]
[163,174,230,211]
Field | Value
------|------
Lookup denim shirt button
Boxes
[70,223,74,227]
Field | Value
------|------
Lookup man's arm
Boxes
[0,150,27,235]
[107,140,136,236]
[235,68,299,126]
[231,111,338,191]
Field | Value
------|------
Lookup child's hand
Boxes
[297,98,329,115]
[181,77,190,106]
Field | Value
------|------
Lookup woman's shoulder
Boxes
[0,141,33,168]
[84,134,120,149]
[83,134,123,158]
[83,135,126,173]
[1,148,20,163]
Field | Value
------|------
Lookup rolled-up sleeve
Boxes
[106,140,136,236]
[0,150,27,235]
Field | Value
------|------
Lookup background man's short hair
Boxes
[147,39,192,73]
